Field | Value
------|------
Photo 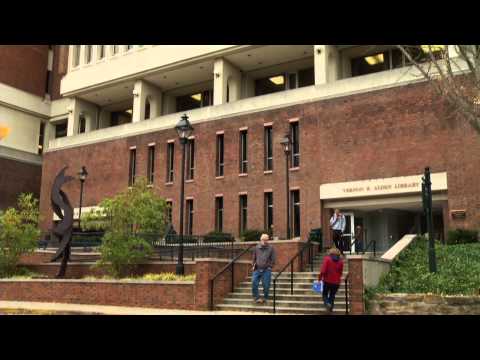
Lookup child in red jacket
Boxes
[319,247,344,312]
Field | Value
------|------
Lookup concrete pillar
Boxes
[132,80,163,122]
[66,97,99,136]
[314,45,340,85]
[43,121,55,152]
[213,58,242,105]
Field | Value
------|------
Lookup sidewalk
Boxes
[0,301,272,315]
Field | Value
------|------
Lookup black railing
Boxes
[272,240,315,314]
[363,240,377,257]
[209,244,256,310]
[344,273,351,315]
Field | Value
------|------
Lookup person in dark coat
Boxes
[319,247,344,312]
[251,234,276,304]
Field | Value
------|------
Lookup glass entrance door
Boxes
[343,212,355,253]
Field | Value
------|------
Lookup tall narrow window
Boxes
[78,114,86,134]
[216,133,224,177]
[38,122,45,155]
[126,45,134,51]
[98,45,105,59]
[291,190,301,238]
[264,192,273,234]
[112,45,119,55]
[239,194,248,235]
[144,98,151,120]
[128,148,136,186]
[73,45,81,67]
[239,129,248,174]
[147,145,155,185]
[290,122,300,167]
[215,196,224,232]
[186,138,195,180]
[166,142,174,183]
[264,126,273,171]
[186,199,194,235]
[85,45,93,64]
[45,70,51,95]
[166,201,173,224]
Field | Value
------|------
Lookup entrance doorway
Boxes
[341,212,364,253]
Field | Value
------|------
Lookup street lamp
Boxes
[175,114,193,275]
[280,134,292,240]
[78,166,88,229]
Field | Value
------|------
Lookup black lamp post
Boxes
[280,134,292,240]
[78,166,88,230]
[175,114,194,275]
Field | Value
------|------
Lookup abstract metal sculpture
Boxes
[50,166,74,278]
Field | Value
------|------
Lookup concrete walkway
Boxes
[0,301,272,315]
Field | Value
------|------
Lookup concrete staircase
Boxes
[216,254,349,315]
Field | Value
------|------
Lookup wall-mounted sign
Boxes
[320,172,448,200]
[450,210,466,220]
[0,125,11,140]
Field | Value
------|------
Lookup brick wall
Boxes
[0,157,42,210]
[39,81,480,241]
[0,45,49,97]
[348,257,364,315]
[369,293,480,315]
[0,279,196,310]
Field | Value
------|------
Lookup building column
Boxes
[213,58,242,106]
[43,121,55,152]
[314,45,340,85]
[66,97,100,136]
[132,80,163,122]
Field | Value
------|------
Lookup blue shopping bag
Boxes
[312,280,323,293]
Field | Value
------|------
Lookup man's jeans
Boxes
[252,269,272,300]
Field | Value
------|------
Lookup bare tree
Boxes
[396,45,480,133]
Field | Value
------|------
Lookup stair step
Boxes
[226,293,346,302]
[232,287,346,296]
[215,304,345,315]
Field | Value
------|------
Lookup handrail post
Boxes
[209,279,214,311]
[290,261,293,295]
[345,276,349,315]
[273,280,276,314]
[374,240,376,257]
[231,262,235,292]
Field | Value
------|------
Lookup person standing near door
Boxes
[319,247,344,312]
[354,225,364,253]
[330,209,346,254]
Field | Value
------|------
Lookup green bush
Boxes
[82,178,167,278]
[447,228,478,245]
[375,236,480,295]
[203,231,234,243]
[0,193,41,277]
[241,229,264,242]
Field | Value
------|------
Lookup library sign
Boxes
[320,172,448,200]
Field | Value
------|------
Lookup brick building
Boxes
[37,45,480,250]
[0,45,69,210]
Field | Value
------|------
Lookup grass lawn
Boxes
[374,237,480,296]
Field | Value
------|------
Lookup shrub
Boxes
[447,228,478,245]
[203,231,234,243]
[0,193,40,277]
[82,178,167,278]
[241,229,264,242]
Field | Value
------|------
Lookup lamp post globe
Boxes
[175,114,193,275]
[280,134,292,240]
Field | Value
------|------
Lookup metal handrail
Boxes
[209,244,256,311]
[363,240,376,257]
[344,273,350,315]
[273,240,314,314]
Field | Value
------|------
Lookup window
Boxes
[264,126,273,171]
[166,142,174,183]
[144,98,151,120]
[38,122,45,155]
[176,90,213,112]
[110,109,132,127]
[216,133,224,177]
[239,194,248,235]
[290,122,300,167]
[186,199,194,236]
[298,67,315,87]
[73,45,81,67]
[166,201,173,224]
[85,45,93,64]
[112,45,119,55]
[98,45,105,59]
[54,121,67,139]
[128,148,136,186]
[255,69,313,96]
[239,129,248,174]
[45,70,51,95]
[291,190,300,238]
[186,138,195,180]
[215,196,224,232]
[255,74,285,96]
[126,45,134,51]
[78,114,86,134]
[264,192,273,234]
[147,145,155,185]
